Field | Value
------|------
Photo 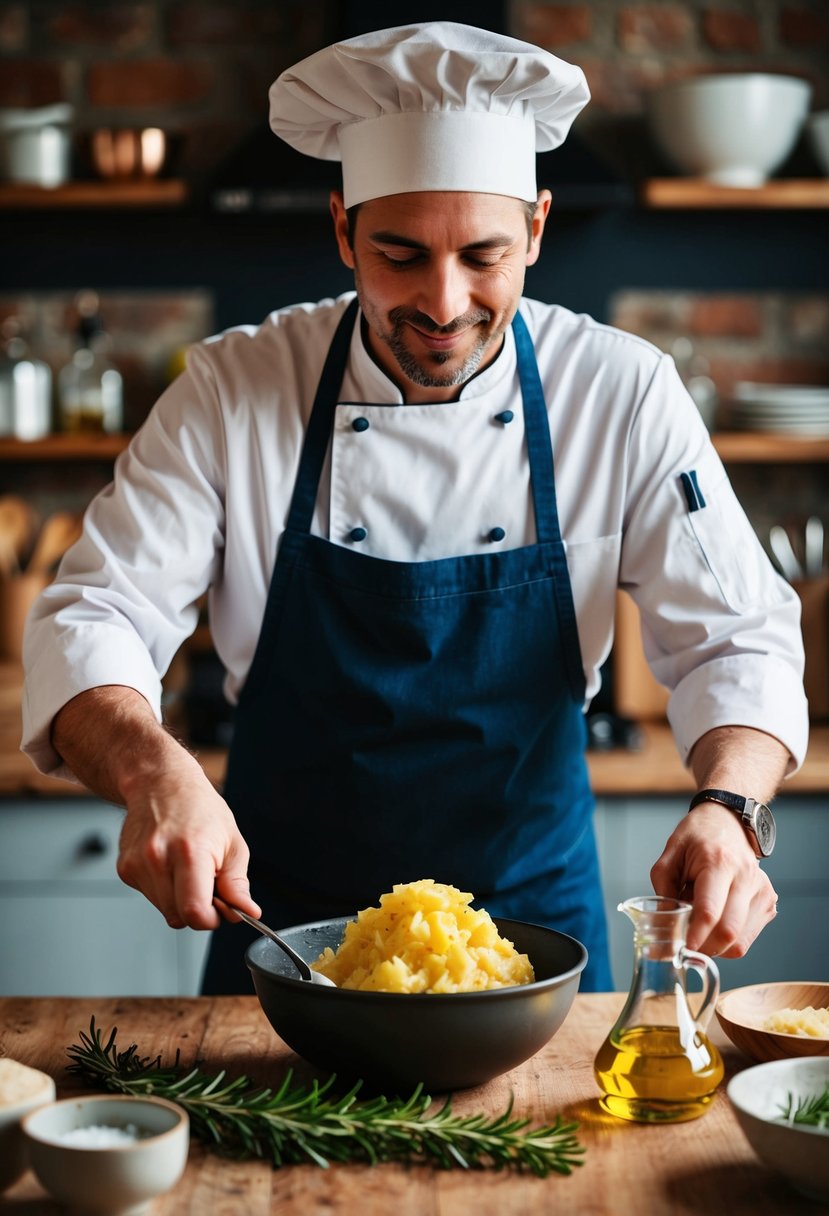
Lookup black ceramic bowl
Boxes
[246,916,587,1092]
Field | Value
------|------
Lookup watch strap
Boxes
[688,788,747,813]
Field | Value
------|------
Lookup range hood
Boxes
[209,0,632,214]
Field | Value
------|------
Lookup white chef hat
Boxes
[268,21,590,208]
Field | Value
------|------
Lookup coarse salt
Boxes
[57,1123,143,1148]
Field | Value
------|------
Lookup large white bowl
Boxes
[647,73,812,186]
[728,1057,829,1203]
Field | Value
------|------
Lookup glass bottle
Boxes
[58,291,123,434]
[0,318,52,440]
[594,896,724,1123]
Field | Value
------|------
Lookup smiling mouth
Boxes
[407,324,471,352]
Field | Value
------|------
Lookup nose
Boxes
[415,259,472,328]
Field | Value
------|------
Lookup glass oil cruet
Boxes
[594,896,724,1123]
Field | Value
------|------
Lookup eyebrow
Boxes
[368,230,517,251]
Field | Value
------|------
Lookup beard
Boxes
[369,303,504,389]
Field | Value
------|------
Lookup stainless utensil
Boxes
[213,895,336,987]
[770,525,803,581]
[805,516,824,578]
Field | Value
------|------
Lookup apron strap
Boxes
[512,309,561,548]
[285,297,360,535]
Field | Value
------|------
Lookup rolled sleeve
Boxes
[620,355,809,775]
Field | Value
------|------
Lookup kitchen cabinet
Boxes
[0,799,210,996]
[594,794,829,991]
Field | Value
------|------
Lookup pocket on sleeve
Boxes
[682,470,787,614]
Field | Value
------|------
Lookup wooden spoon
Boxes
[27,511,83,575]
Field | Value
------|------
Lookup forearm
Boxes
[51,684,203,805]
[687,725,792,803]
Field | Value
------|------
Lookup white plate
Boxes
[733,382,829,407]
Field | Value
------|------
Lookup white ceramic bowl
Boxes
[728,1057,829,1203]
[808,110,829,176]
[647,73,812,186]
[0,1062,56,1193]
[22,1094,189,1215]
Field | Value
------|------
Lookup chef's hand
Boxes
[650,801,778,958]
[51,684,261,931]
[116,761,261,931]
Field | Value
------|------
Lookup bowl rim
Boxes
[717,980,829,1034]
[21,1093,188,1149]
[649,71,812,98]
[727,1056,829,1136]
[246,913,588,999]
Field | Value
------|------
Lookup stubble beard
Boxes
[366,298,504,389]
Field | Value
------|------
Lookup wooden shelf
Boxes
[712,431,829,462]
[0,179,188,209]
[0,433,130,461]
[641,177,829,209]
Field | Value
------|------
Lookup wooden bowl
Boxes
[717,982,829,1062]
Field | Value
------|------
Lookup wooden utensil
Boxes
[0,495,37,574]
[26,511,83,574]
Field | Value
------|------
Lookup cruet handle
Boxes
[679,947,721,1030]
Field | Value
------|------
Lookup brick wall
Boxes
[1,2,826,183]
[512,0,828,176]
[0,1,337,183]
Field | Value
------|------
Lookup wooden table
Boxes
[0,995,819,1215]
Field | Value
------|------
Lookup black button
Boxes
[352,416,370,432]
[349,527,368,542]
[495,410,514,424]
[488,527,506,542]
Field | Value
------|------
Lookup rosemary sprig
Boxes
[65,1018,585,1176]
[779,1083,829,1130]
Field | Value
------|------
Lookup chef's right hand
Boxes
[116,758,261,931]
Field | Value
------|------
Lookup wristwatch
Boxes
[688,788,776,858]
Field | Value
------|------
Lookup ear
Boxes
[330,190,355,270]
[526,189,552,268]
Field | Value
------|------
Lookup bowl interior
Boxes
[728,1056,829,1123]
[717,982,829,1062]
[247,914,587,990]
[24,1094,186,1146]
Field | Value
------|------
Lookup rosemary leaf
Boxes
[65,1017,585,1176]
[779,1084,829,1130]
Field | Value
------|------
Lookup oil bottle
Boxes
[594,895,724,1123]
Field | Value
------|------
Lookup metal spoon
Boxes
[805,516,824,578]
[769,525,802,582]
[214,895,336,987]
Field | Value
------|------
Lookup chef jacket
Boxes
[22,293,808,778]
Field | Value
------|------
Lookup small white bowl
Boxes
[728,1057,829,1203]
[0,1061,56,1193]
[647,73,812,187]
[22,1094,189,1215]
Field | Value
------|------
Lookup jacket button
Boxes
[494,410,514,424]
[488,526,506,542]
[352,416,370,432]
[349,526,368,542]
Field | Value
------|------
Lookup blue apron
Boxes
[202,298,611,994]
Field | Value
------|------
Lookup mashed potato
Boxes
[763,1006,829,1038]
[312,879,535,993]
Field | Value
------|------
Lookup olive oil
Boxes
[594,1023,724,1123]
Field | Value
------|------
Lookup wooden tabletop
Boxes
[0,994,819,1215]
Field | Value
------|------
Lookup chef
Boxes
[22,23,807,994]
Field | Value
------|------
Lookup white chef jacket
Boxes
[22,293,808,779]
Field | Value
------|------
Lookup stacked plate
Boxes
[726,382,829,436]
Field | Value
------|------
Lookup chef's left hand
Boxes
[650,802,778,957]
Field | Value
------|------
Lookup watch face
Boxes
[753,804,776,857]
